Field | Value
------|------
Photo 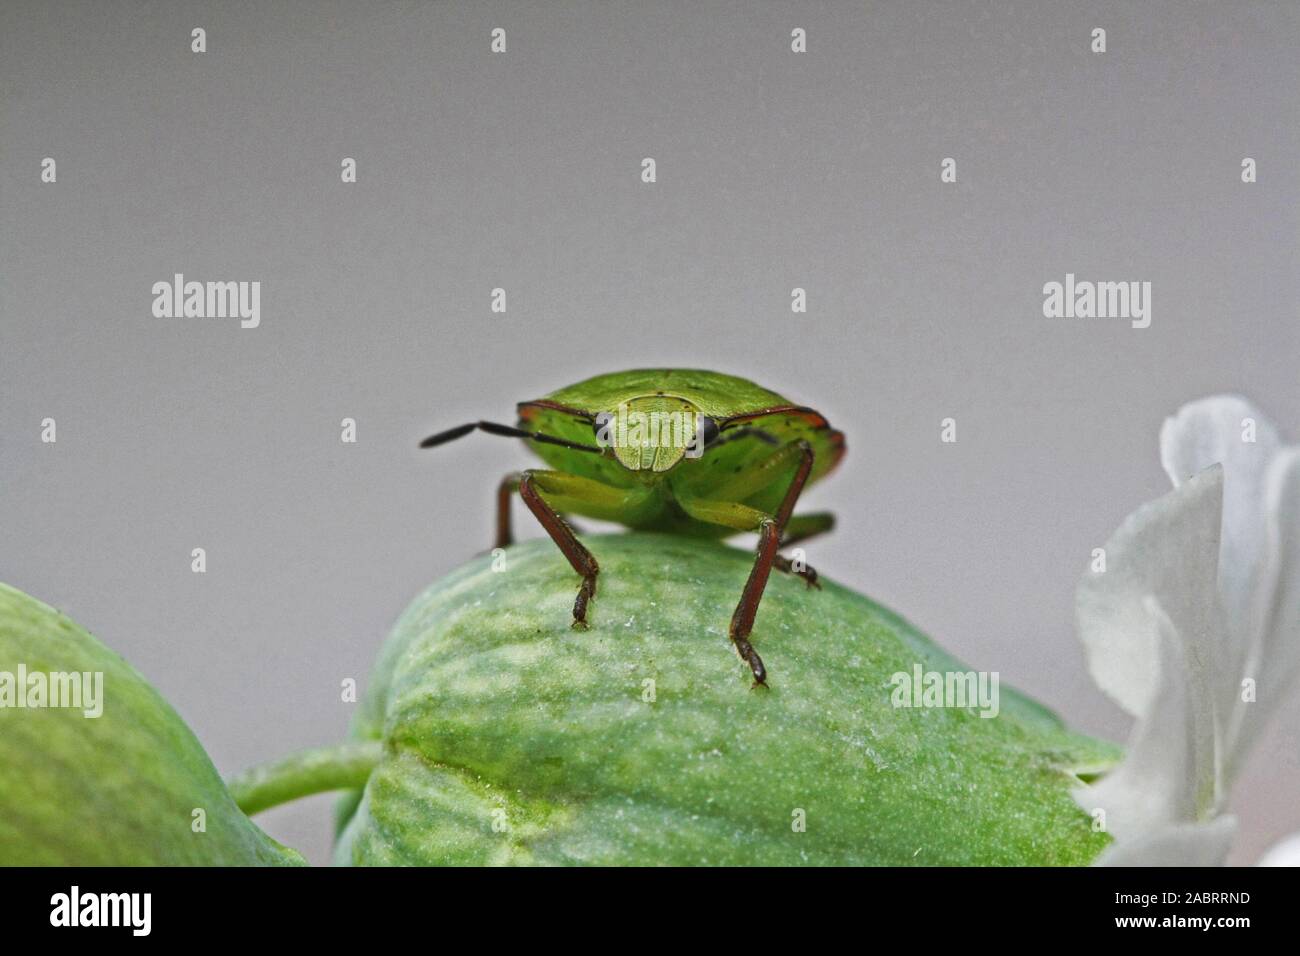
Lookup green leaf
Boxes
[0,583,303,865]
[335,534,1119,865]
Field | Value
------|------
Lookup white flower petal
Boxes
[1226,446,1300,766]
[1079,396,1298,866]
[1096,816,1236,867]
[1257,830,1300,866]
[1160,395,1281,656]
[1263,447,1300,692]
[1076,598,1218,842]
[1077,466,1226,718]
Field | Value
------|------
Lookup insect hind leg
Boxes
[774,511,835,588]
[495,472,522,549]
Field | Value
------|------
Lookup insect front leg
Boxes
[498,472,587,549]
[699,440,826,586]
[675,498,779,685]
[517,470,651,629]
[678,442,816,686]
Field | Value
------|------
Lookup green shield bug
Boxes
[421,368,846,685]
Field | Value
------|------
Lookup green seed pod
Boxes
[0,584,303,866]
[334,535,1118,865]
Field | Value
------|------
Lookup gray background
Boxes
[2,1,1297,866]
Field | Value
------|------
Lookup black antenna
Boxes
[419,421,606,455]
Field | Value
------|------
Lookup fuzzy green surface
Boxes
[0,583,304,865]
[336,534,1118,865]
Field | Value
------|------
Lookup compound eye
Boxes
[700,416,720,447]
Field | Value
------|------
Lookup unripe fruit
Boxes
[0,585,303,866]
[335,535,1117,865]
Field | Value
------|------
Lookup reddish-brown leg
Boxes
[773,511,835,589]
[518,473,600,628]
[495,472,521,549]
[730,518,781,684]
[680,441,817,685]
[772,442,815,533]
[730,442,815,684]
[773,554,820,589]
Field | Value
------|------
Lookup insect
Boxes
[420,369,845,685]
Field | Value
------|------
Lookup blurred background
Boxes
[2,1,1297,865]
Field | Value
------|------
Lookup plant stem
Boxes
[227,741,383,816]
